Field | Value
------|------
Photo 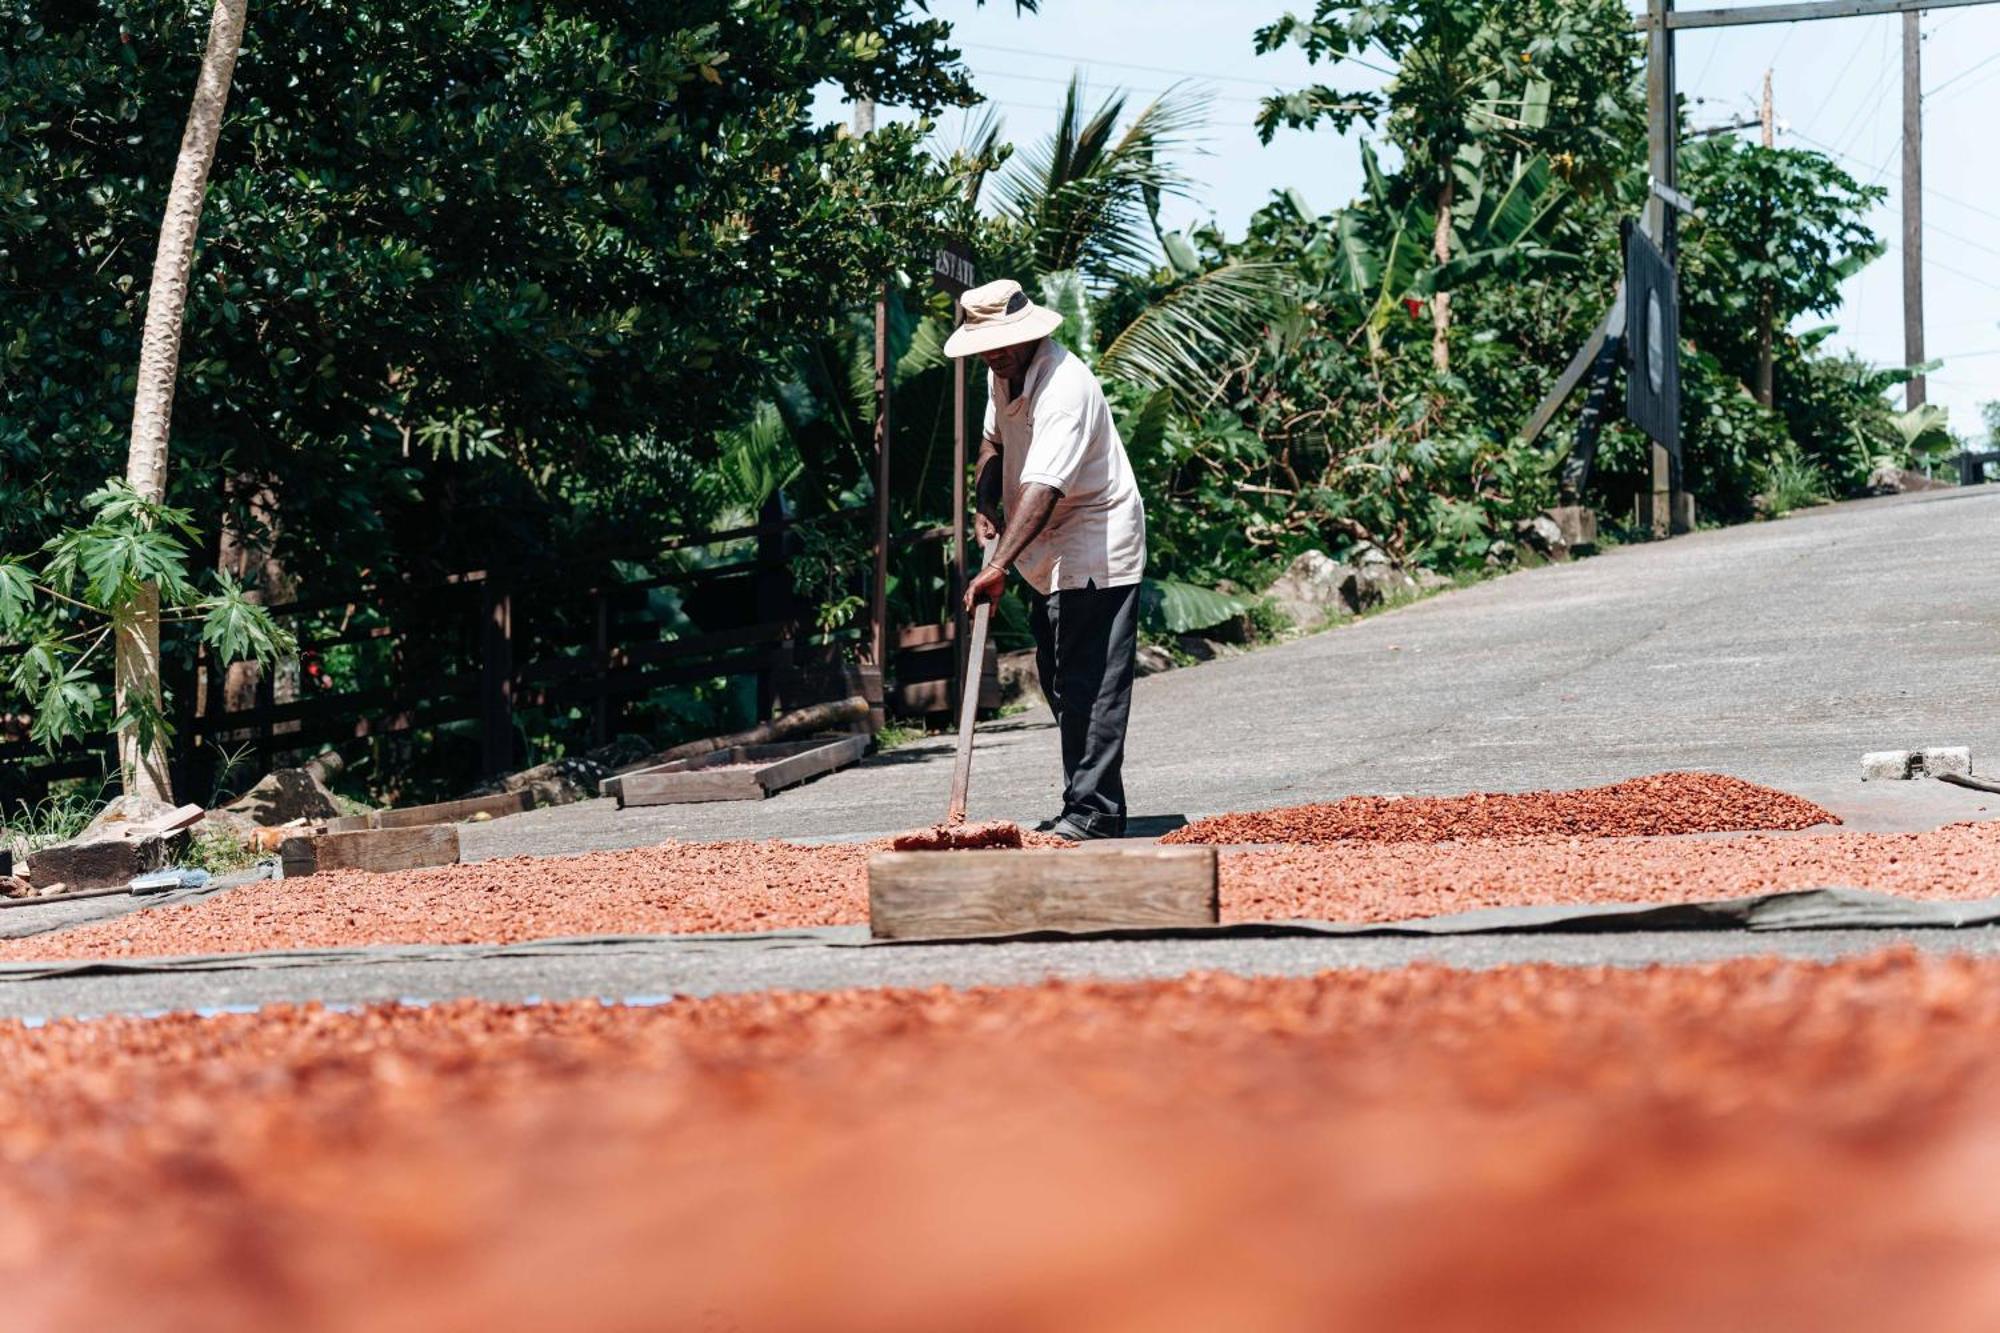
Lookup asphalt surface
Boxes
[10,486,2000,1018]
[463,485,2000,856]
[4,926,2000,1022]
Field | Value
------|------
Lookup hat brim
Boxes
[943,304,1064,358]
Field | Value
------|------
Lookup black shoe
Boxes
[1048,815,1123,842]
[1031,816,1067,834]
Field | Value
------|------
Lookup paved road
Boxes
[2,925,2000,1021]
[11,486,2000,1018]
[466,485,2000,858]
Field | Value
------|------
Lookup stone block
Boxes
[1922,746,1973,778]
[1861,750,1918,781]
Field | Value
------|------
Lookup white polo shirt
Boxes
[982,339,1147,596]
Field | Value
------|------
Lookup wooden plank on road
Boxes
[325,790,534,834]
[618,735,870,807]
[280,825,461,877]
[868,846,1219,940]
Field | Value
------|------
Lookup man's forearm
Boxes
[990,482,1059,570]
[974,440,1003,522]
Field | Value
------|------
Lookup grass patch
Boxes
[1,784,106,859]
[1758,445,1831,518]
[873,723,929,751]
[183,827,262,876]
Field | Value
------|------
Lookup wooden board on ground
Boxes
[868,845,1219,941]
[324,790,533,834]
[617,734,870,808]
[280,825,461,877]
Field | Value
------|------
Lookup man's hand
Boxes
[964,562,1006,611]
[974,510,999,545]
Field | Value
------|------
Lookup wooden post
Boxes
[1645,0,1680,538]
[869,291,891,695]
[951,307,968,718]
[480,579,514,777]
[755,493,788,721]
[1760,67,1774,147]
[591,586,610,749]
[1902,9,1927,409]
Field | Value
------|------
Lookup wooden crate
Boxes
[617,734,869,807]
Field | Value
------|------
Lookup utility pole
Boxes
[1757,69,1776,407]
[1645,0,1680,538]
[1902,11,1927,408]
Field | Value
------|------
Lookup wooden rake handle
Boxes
[946,540,998,824]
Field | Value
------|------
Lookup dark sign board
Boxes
[932,240,976,297]
[1623,226,1680,459]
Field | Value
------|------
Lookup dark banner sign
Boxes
[1624,227,1681,459]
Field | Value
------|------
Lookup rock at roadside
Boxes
[1265,550,1357,630]
[479,756,607,808]
[1174,634,1240,663]
[1343,545,1418,610]
[1514,513,1570,562]
[1134,643,1176,677]
[224,766,343,827]
[997,648,1041,705]
[1866,463,1952,495]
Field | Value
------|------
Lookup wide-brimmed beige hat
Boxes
[943,278,1063,357]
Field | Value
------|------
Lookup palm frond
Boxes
[1038,269,1099,364]
[993,75,1206,282]
[1098,261,1290,407]
[944,104,1007,208]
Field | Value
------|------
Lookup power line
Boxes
[1826,23,1898,159]
[1929,218,2000,259]
[1927,49,2000,101]
[960,38,1397,84]
[1802,25,1875,133]
[1867,239,2000,296]
[966,66,1271,107]
[1789,127,2000,227]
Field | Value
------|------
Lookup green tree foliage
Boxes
[1680,139,1886,359]
[0,479,291,751]
[1,0,985,578]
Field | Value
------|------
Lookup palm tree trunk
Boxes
[1431,172,1453,373]
[119,0,249,802]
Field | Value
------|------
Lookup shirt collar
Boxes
[1002,339,1062,413]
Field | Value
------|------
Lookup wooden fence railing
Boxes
[1,504,881,805]
[0,496,1002,807]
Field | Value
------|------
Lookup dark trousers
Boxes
[1026,580,1139,837]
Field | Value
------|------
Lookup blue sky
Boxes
[820,0,2000,438]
